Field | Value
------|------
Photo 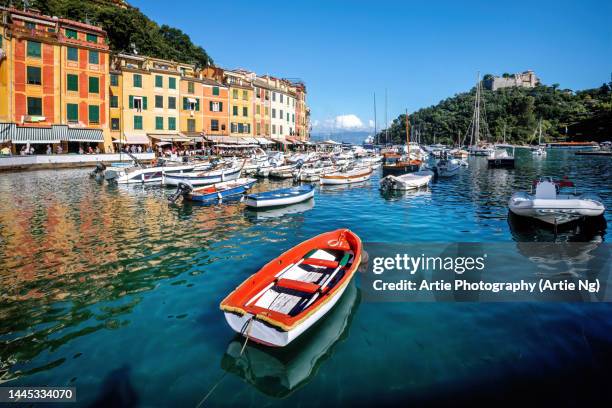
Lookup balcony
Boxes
[9,24,59,41]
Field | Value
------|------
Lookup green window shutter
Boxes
[195,99,200,111]
[142,96,148,110]
[155,95,163,109]
[86,33,97,43]
[110,95,118,108]
[188,82,194,93]
[169,77,176,89]
[155,116,163,130]
[27,41,41,58]
[209,101,213,111]
[168,97,176,110]
[183,97,188,110]
[134,116,143,130]
[89,51,99,64]
[88,105,100,123]
[219,102,223,112]
[67,47,78,61]
[88,76,99,93]
[129,95,134,109]
[168,117,176,130]
[65,29,77,39]
[213,86,219,96]
[67,103,78,121]
[155,75,163,88]
[134,74,142,88]
[67,74,78,91]
[110,74,118,86]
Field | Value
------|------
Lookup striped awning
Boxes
[113,134,150,144]
[65,128,104,142]
[0,123,15,142]
[12,126,59,144]
[148,133,191,142]
[256,137,274,145]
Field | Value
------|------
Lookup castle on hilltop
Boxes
[483,70,539,91]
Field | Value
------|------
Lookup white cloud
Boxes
[312,114,374,133]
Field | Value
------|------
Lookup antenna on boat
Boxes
[373,92,377,144]
[405,109,410,159]
[385,88,388,145]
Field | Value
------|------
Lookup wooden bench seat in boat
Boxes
[249,251,353,316]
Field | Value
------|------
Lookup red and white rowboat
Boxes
[220,229,362,347]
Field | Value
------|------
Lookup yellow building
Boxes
[178,63,203,138]
[108,68,122,149]
[113,54,183,146]
[225,70,254,136]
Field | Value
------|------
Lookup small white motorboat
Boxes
[435,158,460,177]
[532,146,547,157]
[269,164,298,179]
[379,170,433,191]
[509,177,605,225]
[319,166,373,185]
[487,148,515,168]
[162,163,242,186]
[245,184,315,208]
[292,162,336,182]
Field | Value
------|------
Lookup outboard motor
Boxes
[168,181,194,204]
[89,162,106,179]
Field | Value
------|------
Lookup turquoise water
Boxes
[0,149,611,406]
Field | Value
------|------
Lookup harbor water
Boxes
[1,149,611,406]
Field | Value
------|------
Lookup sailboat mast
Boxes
[385,88,388,145]
[538,119,542,145]
[474,71,481,146]
[373,92,377,143]
[405,109,410,159]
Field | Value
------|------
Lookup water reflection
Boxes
[508,212,607,243]
[244,199,315,221]
[221,281,360,397]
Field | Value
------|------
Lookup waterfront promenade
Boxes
[0,153,155,172]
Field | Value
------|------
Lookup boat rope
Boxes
[194,317,253,408]
[194,372,228,408]
[239,317,254,356]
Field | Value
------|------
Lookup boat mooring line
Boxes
[195,318,253,407]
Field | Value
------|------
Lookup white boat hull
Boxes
[223,281,350,347]
[509,194,605,225]
[380,171,433,190]
[245,189,315,208]
[320,168,372,185]
[163,167,241,186]
[107,165,194,184]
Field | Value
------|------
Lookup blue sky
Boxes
[131,0,611,134]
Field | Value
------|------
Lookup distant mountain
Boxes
[310,131,371,145]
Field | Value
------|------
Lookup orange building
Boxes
[201,77,229,136]
[0,7,110,152]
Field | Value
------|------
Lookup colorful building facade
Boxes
[252,77,271,137]
[0,8,309,152]
[178,63,203,138]
[225,70,254,136]
[0,7,110,151]
[202,77,229,136]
